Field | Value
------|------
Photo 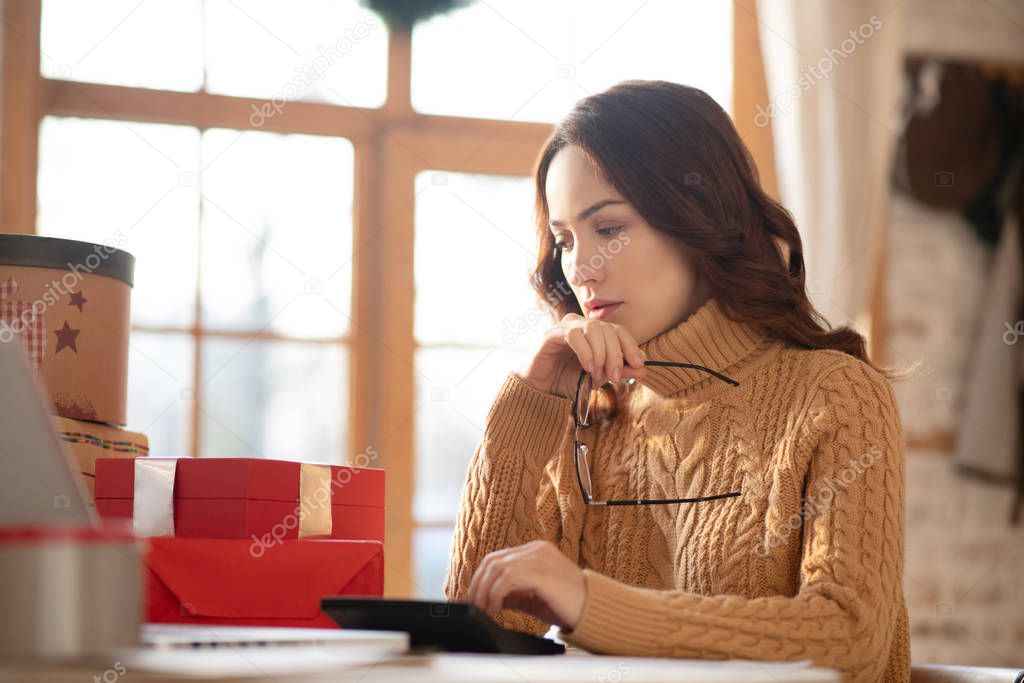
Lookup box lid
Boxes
[0,233,135,286]
[95,457,384,507]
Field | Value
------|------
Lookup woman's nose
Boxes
[565,243,604,287]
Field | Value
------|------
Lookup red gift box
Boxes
[94,458,385,543]
[146,537,383,628]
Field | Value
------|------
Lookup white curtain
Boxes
[754,0,906,330]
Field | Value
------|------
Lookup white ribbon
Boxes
[132,458,178,537]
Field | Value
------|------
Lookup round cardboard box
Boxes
[0,234,134,426]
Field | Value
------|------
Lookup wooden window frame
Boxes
[1,3,553,597]
[3,1,872,596]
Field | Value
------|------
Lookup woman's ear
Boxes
[772,235,791,270]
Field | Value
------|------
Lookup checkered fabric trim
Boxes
[0,277,46,370]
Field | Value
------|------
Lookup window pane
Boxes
[413,526,454,600]
[200,129,354,338]
[412,0,733,122]
[199,339,347,464]
[127,332,193,458]
[41,0,203,91]
[413,346,532,524]
[413,171,546,350]
[204,0,387,108]
[37,116,200,328]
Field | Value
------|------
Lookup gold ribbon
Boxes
[298,463,334,538]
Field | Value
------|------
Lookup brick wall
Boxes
[905,451,1023,666]
[887,192,1024,667]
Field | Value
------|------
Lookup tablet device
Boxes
[320,598,565,655]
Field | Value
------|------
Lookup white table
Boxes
[1,647,840,682]
[0,627,840,682]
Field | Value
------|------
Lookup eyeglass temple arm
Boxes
[594,491,742,506]
[576,362,740,388]
[572,440,593,505]
[641,360,740,386]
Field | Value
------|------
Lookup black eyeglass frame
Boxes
[572,361,743,507]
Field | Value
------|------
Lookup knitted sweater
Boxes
[444,297,910,682]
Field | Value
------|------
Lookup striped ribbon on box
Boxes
[58,430,150,456]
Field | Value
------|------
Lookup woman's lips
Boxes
[590,302,622,320]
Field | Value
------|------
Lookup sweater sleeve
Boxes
[444,371,576,635]
[557,360,907,682]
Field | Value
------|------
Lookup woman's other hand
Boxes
[466,539,586,630]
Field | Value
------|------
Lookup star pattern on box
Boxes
[54,320,80,354]
[68,290,87,312]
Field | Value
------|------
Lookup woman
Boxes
[444,80,909,683]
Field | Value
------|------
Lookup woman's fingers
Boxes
[583,322,607,381]
[601,325,623,381]
[590,322,644,382]
[467,550,496,605]
[560,319,645,385]
[467,544,521,605]
[466,540,585,629]
[500,588,537,614]
[476,545,549,617]
[618,327,645,368]
[484,565,529,615]
[563,327,593,375]
[616,326,647,379]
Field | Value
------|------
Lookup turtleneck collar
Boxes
[636,297,768,398]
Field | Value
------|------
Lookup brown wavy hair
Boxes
[529,80,903,417]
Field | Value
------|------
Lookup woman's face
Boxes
[545,144,708,345]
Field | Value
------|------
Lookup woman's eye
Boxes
[554,227,620,253]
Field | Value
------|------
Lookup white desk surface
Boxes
[1,645,841,682]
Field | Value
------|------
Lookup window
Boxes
[9,0,735,597]
[412,171,543,596]
[40,0,204,90]
[412,0,733,122]
[37,117,355,463]
[40,0,387,106]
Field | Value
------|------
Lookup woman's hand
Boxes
[519,313,647,398]
[467,540,586,630]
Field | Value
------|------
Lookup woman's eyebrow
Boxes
[549,199,626,228]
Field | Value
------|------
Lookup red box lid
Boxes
[95,457,384,508]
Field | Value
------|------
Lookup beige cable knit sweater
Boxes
[444,297,910,682]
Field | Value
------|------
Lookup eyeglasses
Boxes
[573,361,743,507]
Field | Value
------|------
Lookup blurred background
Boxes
[0,0,1021,667]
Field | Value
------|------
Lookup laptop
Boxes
[0,336,408,653]
[0,335,95,526]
